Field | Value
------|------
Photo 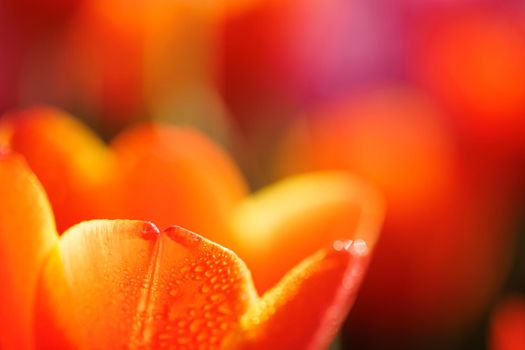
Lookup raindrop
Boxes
[141,221,160,239]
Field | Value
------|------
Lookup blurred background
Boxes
[1,0,525,349]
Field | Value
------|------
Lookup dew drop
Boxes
[189,319,204,333]
[194,265,205,273]
[209,293,224,302]
[206,320,218,329]
[141,221,160,239]
[187,308,197,317]
[217,303,232,315]
[196,331,208,342]
[351,239,369,256]
[332,240,345,251]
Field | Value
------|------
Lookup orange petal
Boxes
[234,240,370,349]
[231,171,384,292]
[2,107,116,232]
[111,124,248,242]
[490,296,525,350]
[2,108,246,241]
[35,222,258,349]
[0,151,58,350]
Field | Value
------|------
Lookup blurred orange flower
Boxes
[275,86,518,346]
[0,108,384,349]
[410,10,525,153]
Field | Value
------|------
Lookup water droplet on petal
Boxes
[206,320,217,328]
[187,308,197,317]
[351,239,369,256]
[332,240,345,251]
[209,293,224,302]
[196,332,208,342]
[189,319,204,333]
[141,221,160,239]
[217,303,232,315]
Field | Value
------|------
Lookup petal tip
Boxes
[141,221,160,239]
[163,225,203,247]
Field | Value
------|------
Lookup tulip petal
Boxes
[0,152,58,350]
[231,171,384,292]
[2,108,247,239]
[2,107,116,232]
[111,124,248,241]
[235,240,370,349]
[35,222,258,349]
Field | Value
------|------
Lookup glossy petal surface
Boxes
[2,107,116,232]
[111,124,248,240]
[35,222,257,349]
[0,152,58,350]
[231,172,383,292]
[235,240,370,349]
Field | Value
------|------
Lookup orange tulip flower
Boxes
[490,296,525,350]
[1,107,384,293]
[0,108,384,349]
